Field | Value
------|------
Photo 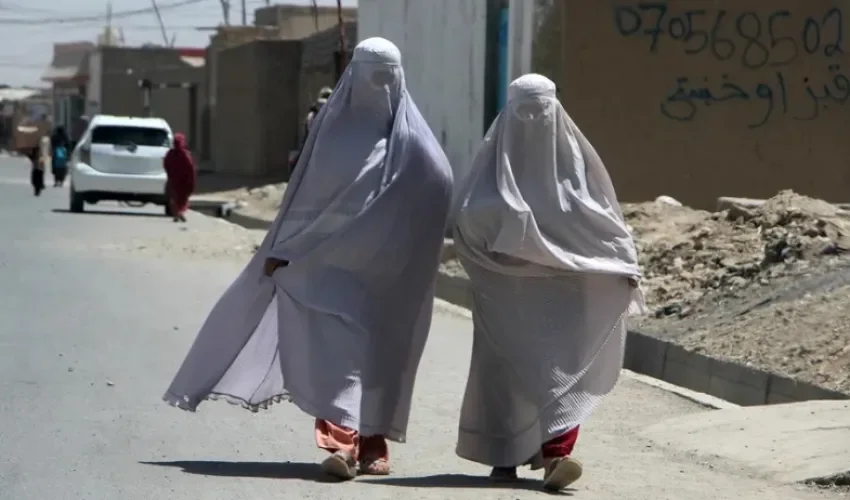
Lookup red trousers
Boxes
[542,426,580,459]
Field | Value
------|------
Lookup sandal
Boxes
[321,450,357,480]
[359,457,391,475]
[542,456,583,491]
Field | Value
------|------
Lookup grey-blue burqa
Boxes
[452,74,647,467]
[163,37,454,442]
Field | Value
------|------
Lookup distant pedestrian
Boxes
[28,146,44,196]
[451,74,647,492]
[290,86,334,175]
[50,126,70,187]
[305,86,333,137]
[163,38,453,481]
[163,133,196,223]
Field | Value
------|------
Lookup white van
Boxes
[69,115,173,214]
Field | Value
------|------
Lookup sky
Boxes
[0,0,357,87]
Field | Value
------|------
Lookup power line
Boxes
[3,22,226,32]
[0,61,43,69]
[0,1,53,13]
[0,0,210,25]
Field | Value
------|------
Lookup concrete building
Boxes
[212,39,301,177]
[205,25,285,163]
[0,88,51,152]
[86,46,206,152]
[254,3,356,39]
[297,21,356,145]
[206,8,357,177]
[41,42,94,142]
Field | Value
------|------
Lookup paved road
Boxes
[0,158,836,499]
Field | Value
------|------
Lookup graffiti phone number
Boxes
[613,3,844,69]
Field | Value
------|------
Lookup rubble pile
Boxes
[625,190,850,316]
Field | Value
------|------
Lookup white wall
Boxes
[507,0,534,82]
[358,0,488,183]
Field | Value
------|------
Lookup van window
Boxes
[91,126,169,147]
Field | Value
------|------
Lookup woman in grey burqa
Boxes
[163,37,453,480]
[451,74,647,492]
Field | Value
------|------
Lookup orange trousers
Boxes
[314,419,389,462]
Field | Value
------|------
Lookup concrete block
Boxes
[228,210,273,230]
[708,358,770,406]
[767,374,849,404]
[716,197,765,212]
[662,344,711,393]
[717,196,850,216]
[623,330,668,380]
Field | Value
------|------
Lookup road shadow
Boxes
[139,460,342,483]
[358,473,574,495]
[51,208,166,218]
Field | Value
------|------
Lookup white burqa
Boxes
[163,38,453,442]
[452,74,647,467]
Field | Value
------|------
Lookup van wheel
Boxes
[69,187,85,213]
[164,203,173,217]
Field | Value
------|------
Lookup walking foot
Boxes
[359,457,391,476]
[489,466,518,482]
[542,456,582,491]
[321,450,357,480]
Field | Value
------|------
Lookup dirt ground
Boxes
[198,182,287,222]
[103,218,266,261]
[203,184,850,395]
[623,190,850,394]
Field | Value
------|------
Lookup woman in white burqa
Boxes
[452,74,646,492]
[163,38,453,480]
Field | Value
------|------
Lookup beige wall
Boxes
[206,26,283,162]
[213,42,260,176]
[297,22,356,145]
[97,47,205,153]
[213,40,301,177]
[532,0,850,209]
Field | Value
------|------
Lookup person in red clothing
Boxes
[163,133,196,222]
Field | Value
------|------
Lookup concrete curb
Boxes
[225,210,274,230]
[436,256,849,407]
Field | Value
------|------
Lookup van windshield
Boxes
[91,126,170,147]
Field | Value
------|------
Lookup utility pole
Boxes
[219,0,230,25]
[241,0,246,25]
[311,0,319,32]
[336,0,346,73]
[150,0,170,46]
[105,1,113,45]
